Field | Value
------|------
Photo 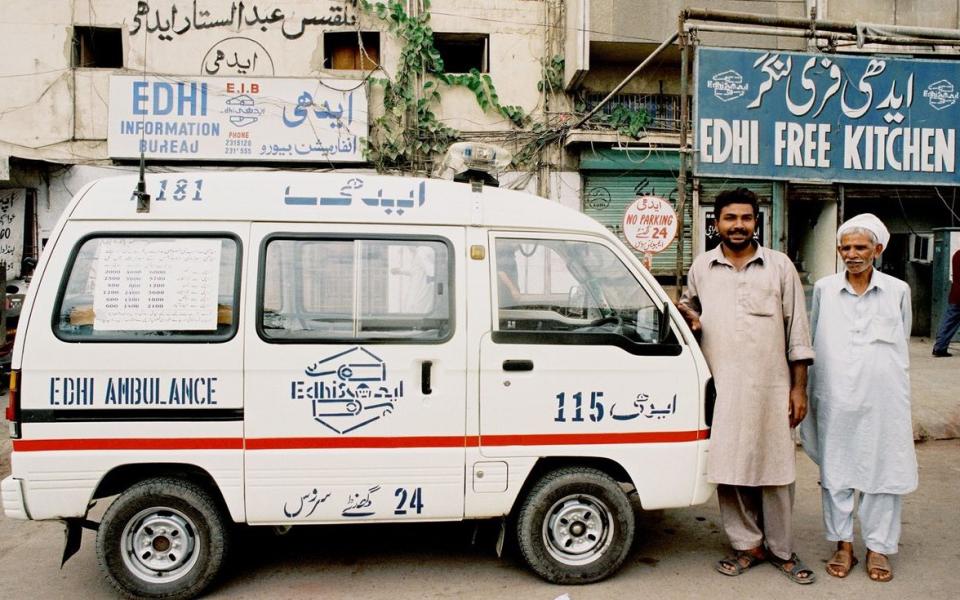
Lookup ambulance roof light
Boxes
[435,142,512,188]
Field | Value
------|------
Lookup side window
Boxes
[260,237,452,342]
[55,235,239,341]
[495,238,665,343]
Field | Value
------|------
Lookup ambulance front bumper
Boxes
[1,476,30,519]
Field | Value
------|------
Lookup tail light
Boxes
[703,377,716,428]
[5,369,19,438]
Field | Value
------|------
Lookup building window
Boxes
[434,33,488,73]
[72,26,124,68]
[324,32,380,70]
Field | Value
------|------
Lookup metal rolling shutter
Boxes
[697,179,774,205]
[583,171,693,275]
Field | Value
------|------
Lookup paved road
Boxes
[1,439,957,599]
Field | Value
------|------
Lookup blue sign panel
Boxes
[694,47,960,185]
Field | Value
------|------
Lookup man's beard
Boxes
[845,259,872,274]
[720,230,753,251]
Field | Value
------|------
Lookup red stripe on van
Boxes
[245,429,709,450]
[12,438,243,451]
[245,435,469,450]
[478,430,709,446]
[11,429,709,452]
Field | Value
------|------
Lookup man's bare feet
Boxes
[866,550,893,582]
[826,541,858,578]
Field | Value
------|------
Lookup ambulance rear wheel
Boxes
[96,478,229,600]
[516,467,634,584]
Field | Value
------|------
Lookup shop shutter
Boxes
[784,183,838,204]
[583,171,693,275]
[697,179,774,205]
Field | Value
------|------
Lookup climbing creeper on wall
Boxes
[359,0,528,172]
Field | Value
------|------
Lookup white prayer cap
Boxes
[836,213,889,248]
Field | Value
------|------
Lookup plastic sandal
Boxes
[769,552,817,584]
[714,550,766,577]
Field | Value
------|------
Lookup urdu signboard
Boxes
[108,76,367,162]
[694,47,960,185]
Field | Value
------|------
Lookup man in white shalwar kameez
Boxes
[801,214,918,583]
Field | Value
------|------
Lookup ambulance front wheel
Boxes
[96,478,230,600]
[516,467,635,584]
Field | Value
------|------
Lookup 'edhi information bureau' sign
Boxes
[695,47,960,185]
[108,76,368,163]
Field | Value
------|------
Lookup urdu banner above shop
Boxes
[108,76,368,162]
[694,47,960,185]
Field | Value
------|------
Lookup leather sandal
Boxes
[867,550,893,582]
[826,548,858,578]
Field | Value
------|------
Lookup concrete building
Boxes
[573,0,960,334]
[0,0,579,277]
[2,0,959,332]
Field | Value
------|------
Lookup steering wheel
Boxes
[588,315,623,328]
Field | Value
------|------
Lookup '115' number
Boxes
[555,391,604,423]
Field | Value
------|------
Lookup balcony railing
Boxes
[583,93,691,132]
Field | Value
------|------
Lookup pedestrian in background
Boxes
[678,187,816,585]
[801,214,917,583]
[931,247,960,357]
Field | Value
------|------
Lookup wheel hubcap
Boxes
[542,494,614,566]
[121,507,200,583]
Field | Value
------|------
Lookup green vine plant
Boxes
[601,104,650,139]
[446,70,527,128]
[574,96,651,140]
[538,54,564,94]
[359,0,528,172]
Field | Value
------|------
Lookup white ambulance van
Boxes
[2,171,715,599]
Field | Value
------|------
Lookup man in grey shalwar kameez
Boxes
[679,188,816,584]
[801,214,917,583]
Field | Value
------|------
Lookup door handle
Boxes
[421,361,433,395]
[502,360,534,372]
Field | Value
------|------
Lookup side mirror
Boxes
[657,300,671,344]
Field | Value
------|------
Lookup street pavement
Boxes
[909,337,960,440]
[0,435,957,599]
[0,340,957,599]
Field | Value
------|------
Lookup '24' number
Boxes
[394,487,424,515]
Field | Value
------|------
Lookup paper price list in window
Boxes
[0,189,25,278]
[93,239,222,331]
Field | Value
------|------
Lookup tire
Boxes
[96,478,230,600]
[516,467,634,584]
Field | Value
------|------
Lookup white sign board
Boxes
[108,76,367,162]
[93,239,221,331]
[0,189,25,279]
[622,196,678,254]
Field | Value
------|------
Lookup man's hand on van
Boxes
[675,301,701,336]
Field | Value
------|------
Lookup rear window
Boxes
[54,234,240,342]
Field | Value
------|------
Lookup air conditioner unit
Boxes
[909,233,934,263]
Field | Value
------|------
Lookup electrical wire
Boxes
[934,186,960,224]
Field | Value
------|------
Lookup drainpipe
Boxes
[675,14,690,300]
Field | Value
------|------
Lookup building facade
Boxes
[2,0,960,332]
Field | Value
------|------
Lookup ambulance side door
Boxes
[243,223,468,523]
[478,233,702,508]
